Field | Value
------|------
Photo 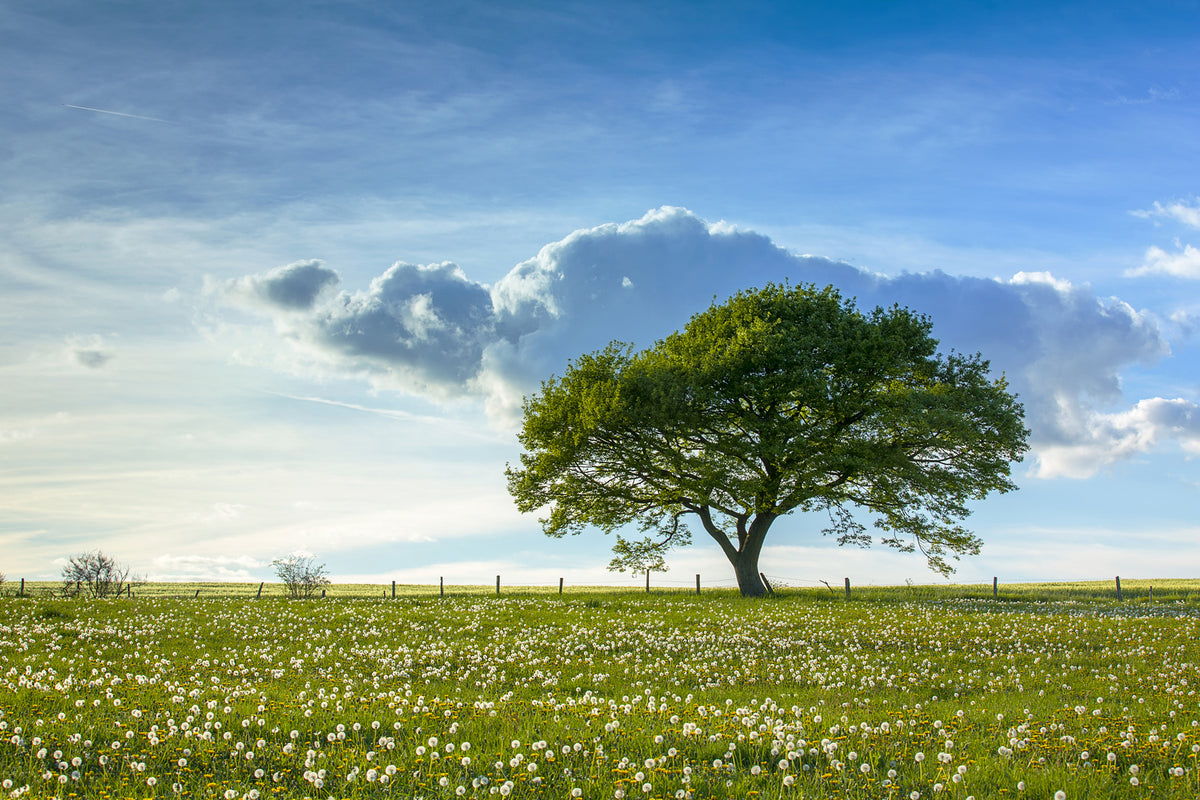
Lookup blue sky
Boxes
[2,0,1199,589]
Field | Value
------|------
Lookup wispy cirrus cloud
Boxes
[1131,198,1200,229]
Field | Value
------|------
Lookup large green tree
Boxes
[507,284,1029,597]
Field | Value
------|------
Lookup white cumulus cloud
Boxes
[1031,397,1200,479]
[1127,243,1200,279]
[212,207,1196,478]
[1128,198,1200,278]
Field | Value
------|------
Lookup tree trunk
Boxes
[732,549,768,597]
[699,507,776,598]
[730,513,775,597]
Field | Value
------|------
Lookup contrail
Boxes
[64,104,172,124]
[254,390,506,441]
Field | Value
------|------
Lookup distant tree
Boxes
[61,551,142,598]
[272,554,331,599]
[507,283,1029,597]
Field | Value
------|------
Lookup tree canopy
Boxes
[506,284,1029,596]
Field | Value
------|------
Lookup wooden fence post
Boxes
[19,578,25,597]
[1149,585,1153,602]
[844,577,851,599]
[559,577,563,595]
[392,580,396,599]
[194,589,200,599]
[256,582,264,599]
[440,576,444,598]
[496,575,500,596]
[645,568,650,593]
[696,574,701,595]
[993,576,998,599]
[1115,575,1122,601]
[759,572,775,596]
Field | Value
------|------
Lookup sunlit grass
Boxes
[12,578,1200,602]
[8,581,693,599]
[2,587,1199,798]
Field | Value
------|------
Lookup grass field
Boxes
[1,584,1198,798]
[9,578,1200,602]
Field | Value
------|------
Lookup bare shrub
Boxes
[272,554,331,599]
[61,551,142,598]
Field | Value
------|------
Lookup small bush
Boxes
[61,551,143,598]
[272,554,331,599]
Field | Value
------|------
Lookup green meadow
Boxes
[1,584,1199,798]
[12,578,1199,602]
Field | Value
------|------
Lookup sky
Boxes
[2,0,1199,590]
